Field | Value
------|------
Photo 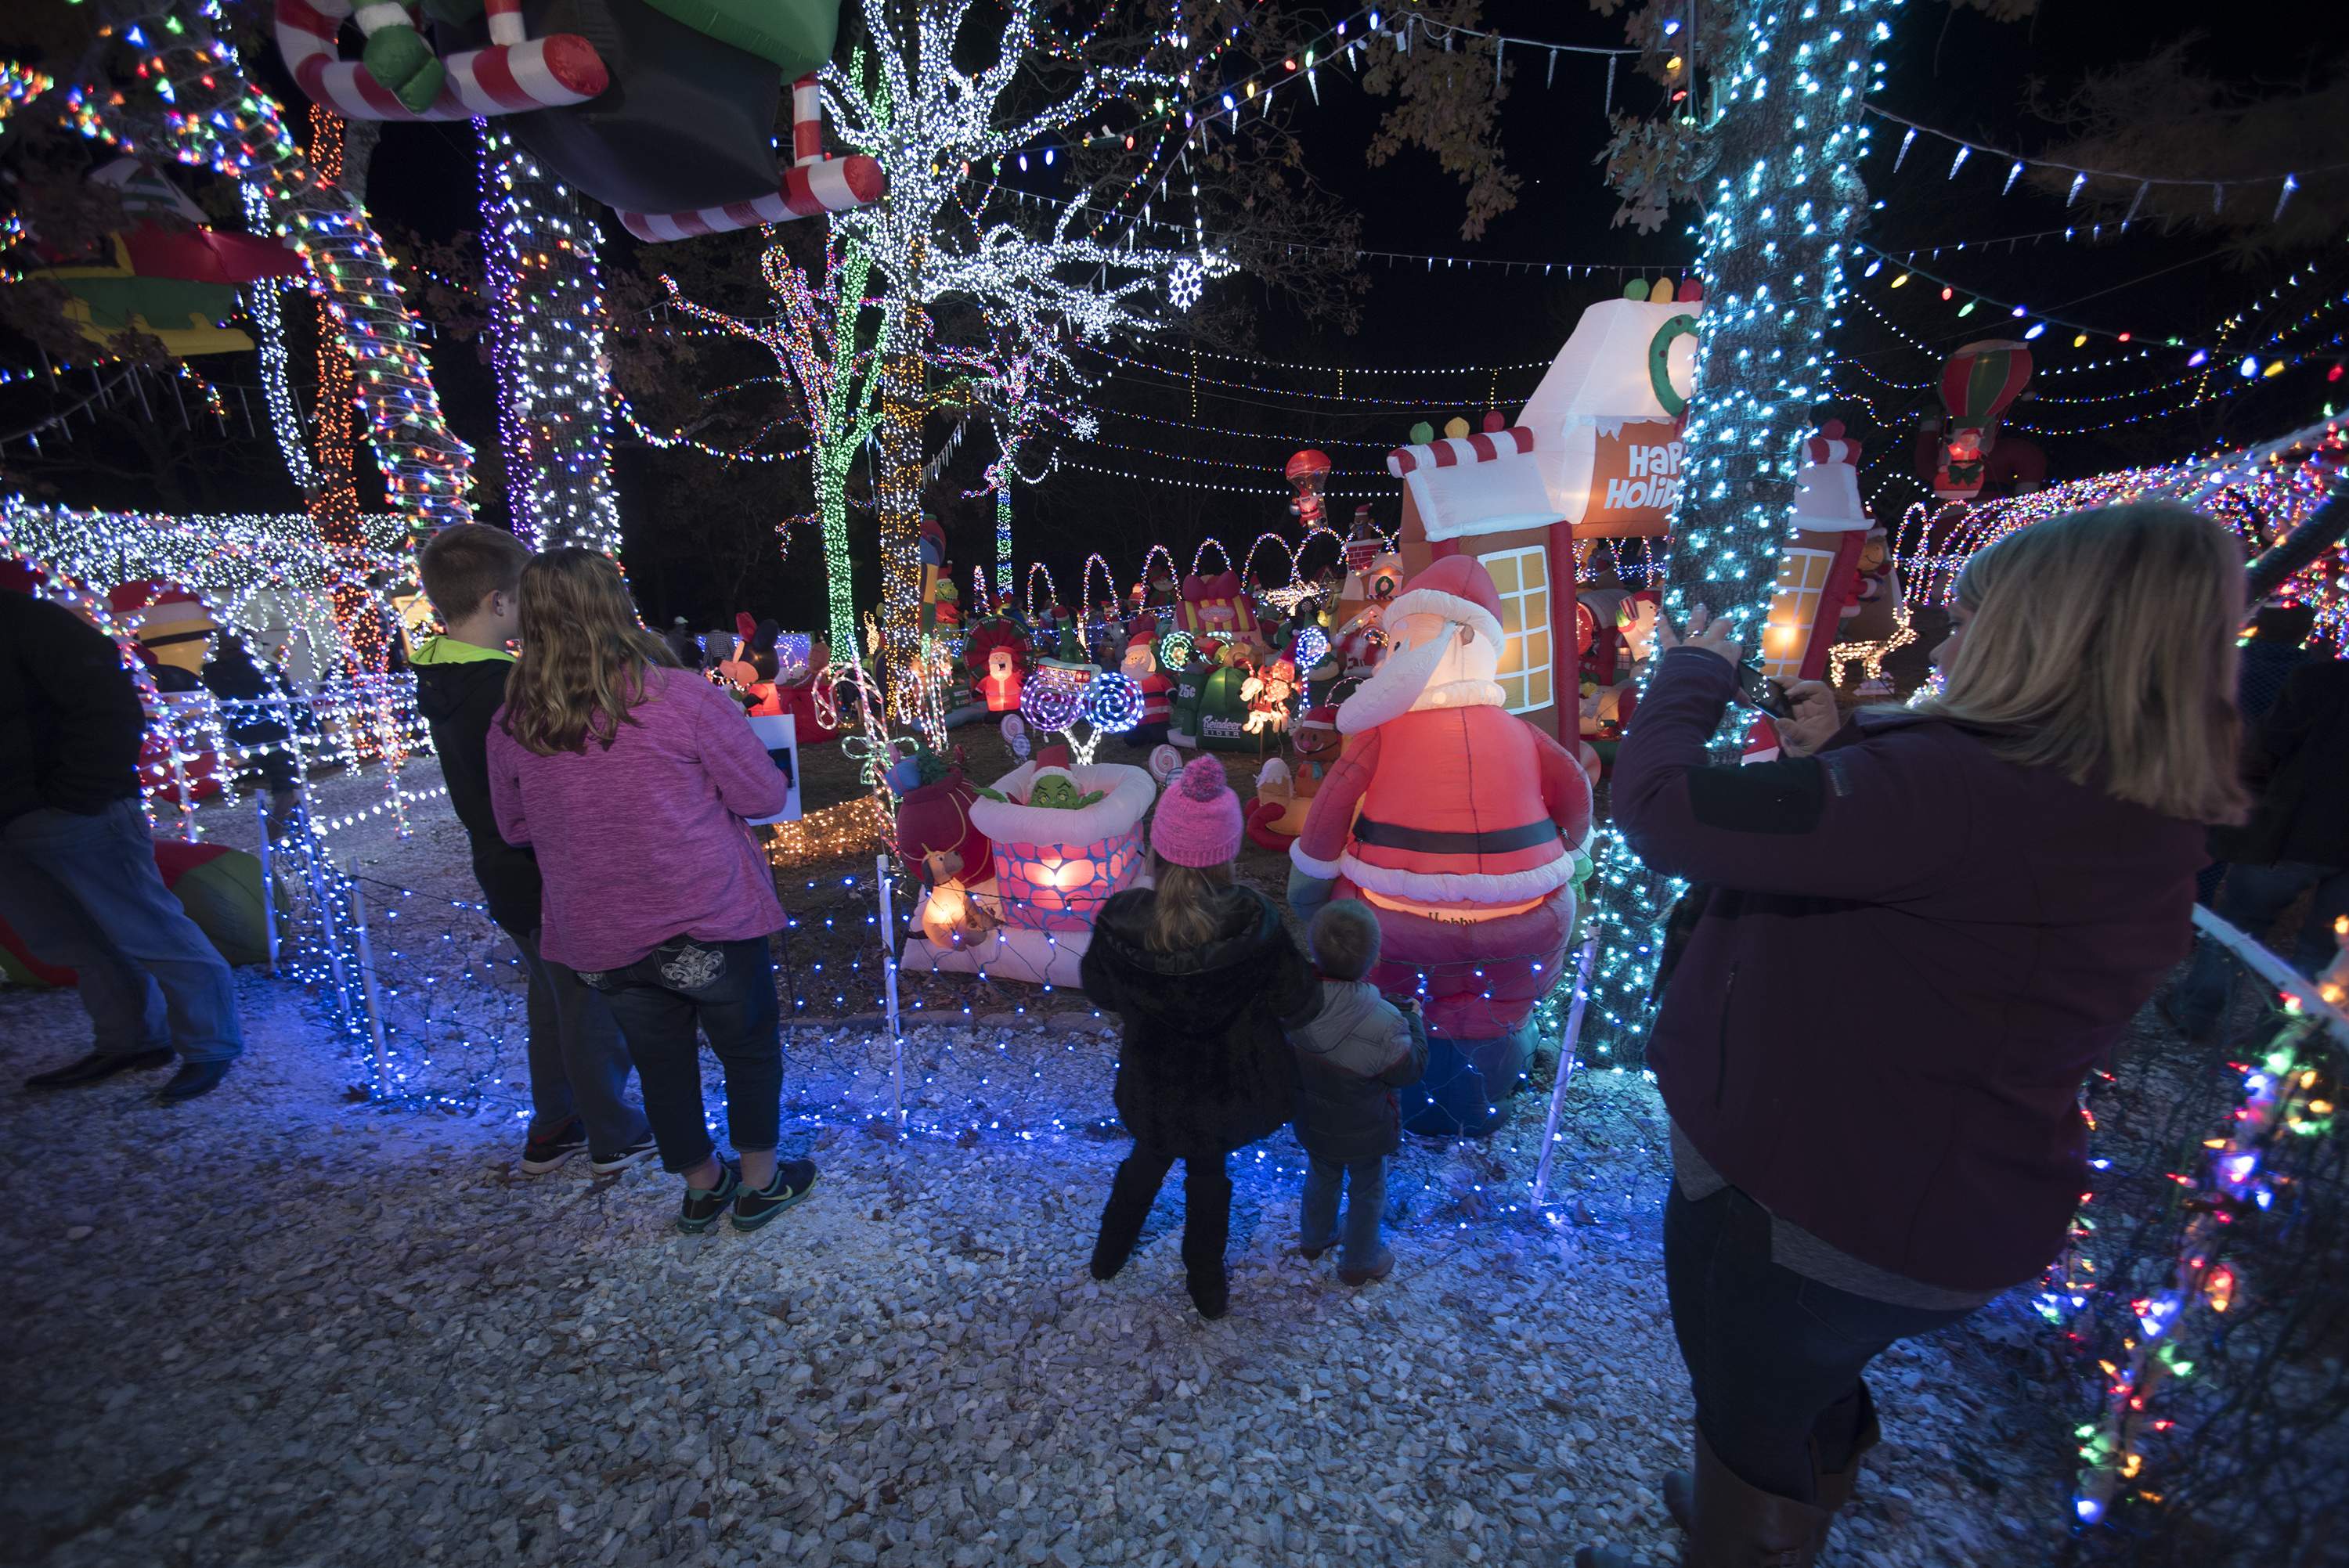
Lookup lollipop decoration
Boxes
[1067,672,1144,764]
[1019,662,1088,734]
[1001,712,1032,761]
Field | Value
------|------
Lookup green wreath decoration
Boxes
[1647,314,1700,416]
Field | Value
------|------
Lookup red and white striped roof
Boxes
[1384,425,1537,478]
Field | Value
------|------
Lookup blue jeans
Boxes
[579,935,781,1173]
[2177,860,2349,1029]
[0,800,244,1063]
[509,926,650,1159]
[1664,1184,1976,1502]
[1300,1155,1387,1271]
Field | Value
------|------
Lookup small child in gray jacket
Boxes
[1287,900,1429,1284]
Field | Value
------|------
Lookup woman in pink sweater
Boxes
[486,549,815,1235]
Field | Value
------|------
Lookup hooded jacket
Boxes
[1081,885,1318,1157]
[1615,648,2206,1294]
[1287,978,1429,1163]
[411,636,541,933]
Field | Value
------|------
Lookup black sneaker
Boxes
[520,1119,587,1174]
[590,1134,659,1175]
[157,1061,233,1103]
[731,1159,818,1233]
[679,1162,742,1234]
[27,1047,174,1090]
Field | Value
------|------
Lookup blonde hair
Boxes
[1918,502,2248,824]
[500,548,676,755]
[1144,852,1234,953]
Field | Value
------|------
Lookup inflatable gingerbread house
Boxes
[1384,281,1702,743]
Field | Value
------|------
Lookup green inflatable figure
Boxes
[974,773,1106,811]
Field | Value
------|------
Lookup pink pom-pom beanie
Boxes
[1149,755,1244,867]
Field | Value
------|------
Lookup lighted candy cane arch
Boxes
[1080,553,1118,617]
[1189,537,1236,578]
[64,2,474,532]
[1140,544,1178,595]
[1239,532,1295,588]
[1023,563,1059,624]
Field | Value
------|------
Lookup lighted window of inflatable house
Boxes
[1479,545,1554,715]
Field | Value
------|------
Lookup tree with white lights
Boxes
[824,0,1232,700]
[659,232,890,661]
[478,124,622,556]
[1579,0,1902,1051]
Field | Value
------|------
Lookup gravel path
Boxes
[1,783,2067,1568]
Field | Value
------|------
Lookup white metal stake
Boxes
[1531,932,1602,1212]
[875,854,904,1126]
[166,715,197,842]
[298,805,352,1014]
[255,789,280,974]
[345,873,392,1095]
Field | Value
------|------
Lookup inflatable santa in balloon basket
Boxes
[1286,557,1596,1137]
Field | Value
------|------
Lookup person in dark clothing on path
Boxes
[2176,650,2349,1033]
[1577,502,2249,1568]
[1082,755,1318,1320]
[2,591,244,1100]
[2195,599,2318,902]
[413,525,653,1176]
[1286,899,1427,1286]
[201,631,301,835]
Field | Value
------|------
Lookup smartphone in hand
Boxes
[1734,660,1794,719]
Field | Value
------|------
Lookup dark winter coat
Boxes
[2213,658,2349,871]
[1287,978,1429,1163]
[0,593,146,828]
[1081,885,1319,1158]
[411,636,542,934]
[201,636,298,794]
[1615,648,2206,1294]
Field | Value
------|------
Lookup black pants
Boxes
[1097,1144,1232,1281]
[1662,1183,1977,1501]
[581,935,781,1174]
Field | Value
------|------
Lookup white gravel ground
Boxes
[0,779,2067,1568]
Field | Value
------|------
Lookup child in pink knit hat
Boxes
[1078,757,1319,1318]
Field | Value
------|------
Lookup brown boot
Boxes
[1662,1384,1878,1546]
[1685,1432,1831,1567]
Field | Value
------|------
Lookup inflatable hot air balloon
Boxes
[1931,340,2033,503]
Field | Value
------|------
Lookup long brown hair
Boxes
[500,547,676,755]
[1144,852,1235,953]
[1916,502,2250,824]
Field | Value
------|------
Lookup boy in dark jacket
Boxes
[1288,899,1427,1285]
[412,525,651,1174]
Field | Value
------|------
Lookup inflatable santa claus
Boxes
[1287,556,1593,1134]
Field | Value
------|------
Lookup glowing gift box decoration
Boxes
[970,762,1157,932]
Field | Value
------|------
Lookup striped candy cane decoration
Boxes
[618,76,887,242]
[276,0,605,121]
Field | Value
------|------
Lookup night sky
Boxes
[6,1,2344,633]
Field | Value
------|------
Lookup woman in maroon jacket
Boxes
[1579,503,2249,1568]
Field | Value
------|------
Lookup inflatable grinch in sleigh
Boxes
[275,0,882,240]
